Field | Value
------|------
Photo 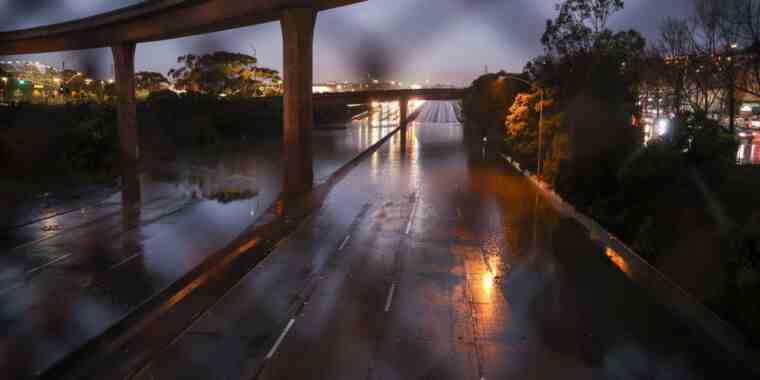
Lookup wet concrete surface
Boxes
[132,102,752,379]
[0,104,403,378]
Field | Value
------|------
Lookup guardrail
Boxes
[501,153,760,375]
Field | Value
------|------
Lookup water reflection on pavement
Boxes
[0,105,400,378]
[131,101,750,380]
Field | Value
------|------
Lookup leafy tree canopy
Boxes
[168,51,281,97]
[136,71,169,93]
[541,0,624,57]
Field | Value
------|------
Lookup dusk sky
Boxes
[1,0,694,85]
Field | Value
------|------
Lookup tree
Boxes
[508,0,643,205]
[136,71,169,97]
[168,51,281,97]
[505,85,566,183]
[461,71,527,153]
[648,2,740,121]
[541,0,624,57]
[708,0,760,99]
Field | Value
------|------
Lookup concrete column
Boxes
[281,8,316,197]
[399,97,408,152]
[111,42,141,206]
[399,97,408,127]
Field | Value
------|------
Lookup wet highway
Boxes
[0,104,404,378]
[129,101,751,379]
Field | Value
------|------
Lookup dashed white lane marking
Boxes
[384,283,396,312]
[456,208,462,218]
[266,318,296,359]
[338,235,351,251]
[405,196,418,235]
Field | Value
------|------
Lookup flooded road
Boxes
[125,101,750,380]
[0,102,407,377]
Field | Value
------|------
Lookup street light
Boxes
[499,74,545,176]
[728,42,740,132]
[1,77,6,102]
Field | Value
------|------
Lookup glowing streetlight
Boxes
[656,119,669,136]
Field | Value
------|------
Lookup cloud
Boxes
[0,0,695,84]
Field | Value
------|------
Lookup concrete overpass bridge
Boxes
[316,87,466,122]
[0,0,467,203]
[1,4,755,379]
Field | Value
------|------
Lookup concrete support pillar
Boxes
[281,8,316,197]
[111,42,141,206]
[399,97,408,152]
[399,97,408,127]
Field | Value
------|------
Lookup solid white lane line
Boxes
[384,283,396,312]
[266,318,296,359]
[338,235,351,251]
[26,253,72,275]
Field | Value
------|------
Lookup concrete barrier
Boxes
[501,154,759,374]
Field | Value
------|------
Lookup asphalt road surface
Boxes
[0,106,401,378]
[133,101,751,379]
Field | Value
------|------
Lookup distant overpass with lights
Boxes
[314,88,467,104]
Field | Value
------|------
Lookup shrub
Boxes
[618,139,685,194]
[723,212,760,345]
[61,107,119,175]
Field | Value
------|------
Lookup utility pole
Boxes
[251,45,258,95]
[538,87,544,176]
[729,43,738,133]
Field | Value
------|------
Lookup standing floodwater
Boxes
[0,102,403,376]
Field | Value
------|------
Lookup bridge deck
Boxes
[0,0,364,55]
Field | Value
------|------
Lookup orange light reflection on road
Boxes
[482,273,495,294]
[605,247,632,277]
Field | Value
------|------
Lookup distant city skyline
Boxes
[1,0,694,85]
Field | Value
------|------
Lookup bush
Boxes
[688,124,738,166]
[61,107,119,175]
[671,113,738,166]
[723,212,760,345]
[618,139,685,193]
[146,89,180,108]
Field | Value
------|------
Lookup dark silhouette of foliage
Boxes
[136,71,169,94]
[168,51,281,97]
